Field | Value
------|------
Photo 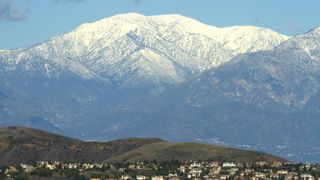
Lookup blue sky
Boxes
[0,0,319,50]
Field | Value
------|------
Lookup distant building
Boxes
[121,175,132,180]
[277,170,288,175]
[152,176,165,180]
[20,164,35,173]
[5,166,17,175]
[300,173,314,180]
[255,161,268,166]
[223,162,236,168]
[271,162,282,167]
[136,175,147,180]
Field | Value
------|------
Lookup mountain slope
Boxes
[277,27,320,60]
[109,27,320,162]
[0,127,287,166]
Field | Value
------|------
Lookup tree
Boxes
[63,168,81,179]
[14,172,30,180]
[34,167,52,177]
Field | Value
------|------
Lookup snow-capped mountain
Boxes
[0,13,319,162]
[0,13,288,85]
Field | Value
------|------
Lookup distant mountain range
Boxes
[0,127,287,166]
[0,13,319,162]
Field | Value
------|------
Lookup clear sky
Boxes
[0,0,319,50]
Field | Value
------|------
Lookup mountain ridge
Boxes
[0,13,289,86]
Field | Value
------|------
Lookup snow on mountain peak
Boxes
[151,14,209,26]
[0,13,291,84]
[216,26,289,54]
[51,13,288,55]
[277,26,320,60]
[305,26,320,35]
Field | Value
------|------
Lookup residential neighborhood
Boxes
[1,160,320,180]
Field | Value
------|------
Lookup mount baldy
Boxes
[0,13,288,84]
[0,13,319,162]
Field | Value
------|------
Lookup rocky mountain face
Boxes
[0,13,318,162]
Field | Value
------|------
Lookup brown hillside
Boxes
[0,127,288,166]
[0,127,163,166]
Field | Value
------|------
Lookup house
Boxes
[277,170,288,175]
[284,173,298,180]
[118,167,126,172]
[203,175,210,179]
[128,164,136,169]
[223,162,236,168]
[245,168,253,174]
[20,163,35,172]
[220,175,230,179]
[179,165,187,173]
[270,174,279,179]
[136,175,147,180]
[67,163,79,169]
[271,162,282,167]
[169,173,179,180]
[254,173,266,179]
[121,175,132,180]
[300,173,314,180]
[190,168,202,177]
[210,162,220,167]
[210,168,221,175]
[94,163,103,169]
[230,168,239,172]
[46,163,56,170]
[4,166,17,175]
[152,176,165,180]
[190,162,201,168]
[83,163,95,169]
[229,168,239,175]
[255,161,268,166]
